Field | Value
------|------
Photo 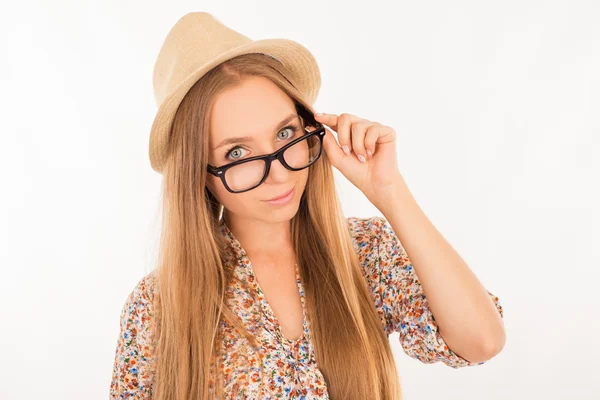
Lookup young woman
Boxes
[110,12,505,400]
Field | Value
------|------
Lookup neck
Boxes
[223,210,295,259]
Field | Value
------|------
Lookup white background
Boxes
[1,0,598,399]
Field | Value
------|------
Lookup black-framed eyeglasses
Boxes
[207,103,326,194]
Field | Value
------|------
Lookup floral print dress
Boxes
[110,216,504,399]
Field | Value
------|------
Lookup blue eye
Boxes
[226,147,245,160]
[277,126,295,140]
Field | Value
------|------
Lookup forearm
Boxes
[373,175,505,362]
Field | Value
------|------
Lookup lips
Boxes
[265,187,294,202]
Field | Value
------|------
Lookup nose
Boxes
[264,157,291,184]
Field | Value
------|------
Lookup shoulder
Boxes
[124,270,157,309]
[346,215,389,246]
[345,215,408,277]
[119,270,158,338]
[110,270,158,398]
[345,216,391,275]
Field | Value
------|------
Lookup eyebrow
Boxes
[213,112,298,151]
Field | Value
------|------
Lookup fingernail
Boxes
[357,154,366,163]
[367,149,373,158]
[342,146,351,155]
[315,112,323,116]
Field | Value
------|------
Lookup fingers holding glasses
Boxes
[314,113,378,164]
[351,120,378,163]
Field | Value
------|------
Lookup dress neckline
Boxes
[219,218,309,349]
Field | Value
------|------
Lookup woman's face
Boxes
[206,76,310,224]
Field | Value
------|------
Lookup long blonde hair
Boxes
[151,53,402,399]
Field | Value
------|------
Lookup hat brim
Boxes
[148,38,321,173]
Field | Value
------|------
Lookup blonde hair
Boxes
[151,53,402,399]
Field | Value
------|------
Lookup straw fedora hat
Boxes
[148,11,322,173]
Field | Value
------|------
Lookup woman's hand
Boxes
[315,112,403,207]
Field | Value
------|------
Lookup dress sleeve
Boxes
[349,216,504,369]
[109,273,156,399]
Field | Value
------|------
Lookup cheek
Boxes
[298,168,310,189]
[206,175,230,202]
[206,175,255,211]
